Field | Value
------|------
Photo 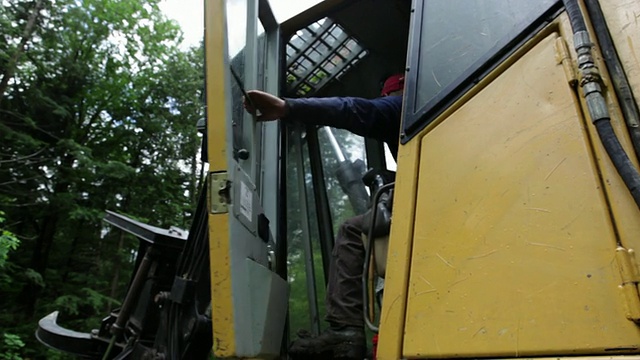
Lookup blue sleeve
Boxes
[284,96,402,155]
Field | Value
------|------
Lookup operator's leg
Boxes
[325,213,365,327]
[289,214,366,359]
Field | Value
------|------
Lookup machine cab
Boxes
[34,0,640,358]
[208,0,640,358]
[205,0,410,357]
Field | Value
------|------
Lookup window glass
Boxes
[384,143,397,172]
[302,140,328,333]
[258,15,265,36]
[286,131,327,335]
[414,0,557,112]
[257,20,266,90]
[226,0,247,59]
[227,0,247,166]
[317,127,368,234]
[286,18,368,97]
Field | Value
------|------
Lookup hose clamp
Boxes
[574,31,592,51]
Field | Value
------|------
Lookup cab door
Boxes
[204,0,287,357]
[378,0,640,358]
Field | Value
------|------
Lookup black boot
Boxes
[289,326,366,359]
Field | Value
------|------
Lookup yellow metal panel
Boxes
[403,32,640,358]
[378,15,562,360]
[205,0,235,356]
[377,138,421,360]
[205,0,227,172]
[378,17,563,360]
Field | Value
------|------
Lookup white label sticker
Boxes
[239,181,253,221]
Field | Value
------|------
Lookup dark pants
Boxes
[325,214,365,328]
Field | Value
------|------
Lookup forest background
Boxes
[0,0,349,358]
[1,0,206,357]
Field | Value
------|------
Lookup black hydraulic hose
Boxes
[177,184,208,278]
[362,182,394,333]
[562,0,640,210]
[102,247,156,359]
[584,0,640,160]
[336,159,370,215]
[564,0,586,32]
[111,247,155,336]
[595,120,640,207]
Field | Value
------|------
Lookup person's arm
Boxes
[244,90,403,148]
[285,96,403,148]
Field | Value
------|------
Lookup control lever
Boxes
[229,66,260,161]
[362,168,385,193]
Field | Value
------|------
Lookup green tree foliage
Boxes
[0,0,204,358]
[285,126,368,336]
[0,333,25,360]
[285,138,327,334]
[0,210,20,268]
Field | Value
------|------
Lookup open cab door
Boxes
[205,0,288,357]
[378,0,640,358]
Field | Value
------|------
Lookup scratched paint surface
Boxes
[403,32,640,357]
[600,0,640,107]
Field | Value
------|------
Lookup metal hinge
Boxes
[616,246,640,322]
[554,37,579,88]
[210,172,231,214]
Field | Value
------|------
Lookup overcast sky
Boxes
[158,0,323,49]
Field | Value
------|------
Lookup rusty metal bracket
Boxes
[616,246,640,322]
[210,172,231,214]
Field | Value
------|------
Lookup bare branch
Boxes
[0,174,46,186]
[0,147,48,164]
[0,202,40,208]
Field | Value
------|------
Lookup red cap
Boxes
[381,73,405,96]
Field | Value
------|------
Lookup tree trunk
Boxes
[0,0,44,99]
[19,211,58,317]
[19,156,72,317]
[61,220,84,284]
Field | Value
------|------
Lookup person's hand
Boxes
[243,90,288,121]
